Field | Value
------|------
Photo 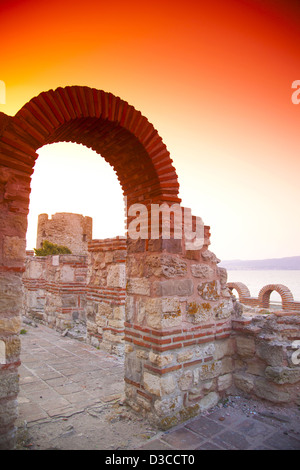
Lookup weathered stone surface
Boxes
[254,377,291,403]
[235,335,256,357]
[178,370,194,391]
[201,250,220,264]
[107,264,126,288]
[200,361,222,380]
[186,301,212,323]
[256,341,286,366]
[197,391,219,412]
[153,279,194,297]
[0,273,23,313]
[218,373,232,391]
[143,371,176,397]
[214,338,234,360]
[149,352,174,367]
[0,372,19,399]
[233,372,255,394]
[145,254,187,278]
[265,366,300,385]
[190,264,214,279]
[217,267,228,287]
[127,278,150,296]
[0,316,21,335]
[154,395,183,418]
[3,236,26,261]
[213,299,233,319]
[198,280,220,301]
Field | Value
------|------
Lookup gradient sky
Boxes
[1,0,300,260]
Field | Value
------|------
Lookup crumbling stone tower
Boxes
[36,212,93,255]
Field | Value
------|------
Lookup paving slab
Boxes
[16,322,300,450]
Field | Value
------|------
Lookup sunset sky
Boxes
[1,0,300,261]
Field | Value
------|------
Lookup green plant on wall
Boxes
[34,240,72,256]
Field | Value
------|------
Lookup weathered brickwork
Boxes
[228,282,300,311]
[23,252,88,330]
[86,237,126,356]
[123,223,236,429]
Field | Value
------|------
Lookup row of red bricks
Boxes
[124,320,231,354]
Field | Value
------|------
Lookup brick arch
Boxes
[0,86,180,210]
[227,282,251,300]
[258,284,294,310]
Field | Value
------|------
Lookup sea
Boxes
[226,269,300,303]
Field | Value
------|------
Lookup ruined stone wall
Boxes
[231,313,300,406]
[36,212,93,255]
[86,237,126,356]
[123,219,236,429]
[228,282,300,311]
[23,252,88,331]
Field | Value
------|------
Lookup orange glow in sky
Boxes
[1,0,300,260]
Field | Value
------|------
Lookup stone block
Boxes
[213,299,233,319]
[217,373,233,391]
[153,279,194,297]
[191,264,214,279]
[200,361,222,380]
[0,372,19,399]
[145,254,187,278]
[149,352,174,367]
[97,302,113,318]
[186,301,212,323]
[254,377,291,403]
[0,316,21,335]
[201,250,220,264]
[197,391,219,412]
[198,280,221,301]
[107,264,126,288]
[143,371,176,397]
[60,265,75,282]
[214,338,234,360]
[0,398,18,427]
[0,273,22,313]
[3,236,26,261]
[154,395,183,418]
[265,366,300,384]
[256,340,285,366]
[177,349,194,364]
[178,370,194,391]
[127,278,150,296]
[233,372,255,394]
[235,335,256,357]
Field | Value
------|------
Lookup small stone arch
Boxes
[227,282,251,301]
[258,284,294,310]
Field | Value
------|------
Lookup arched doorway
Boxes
[0,86,180,448]
[0,86,233,448]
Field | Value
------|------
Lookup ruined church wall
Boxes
[123,222,236,429]
[231,313,300,406]
[86,237,127,356]
[23,253,88,331]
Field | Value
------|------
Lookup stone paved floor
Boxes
[17,322,300,450]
